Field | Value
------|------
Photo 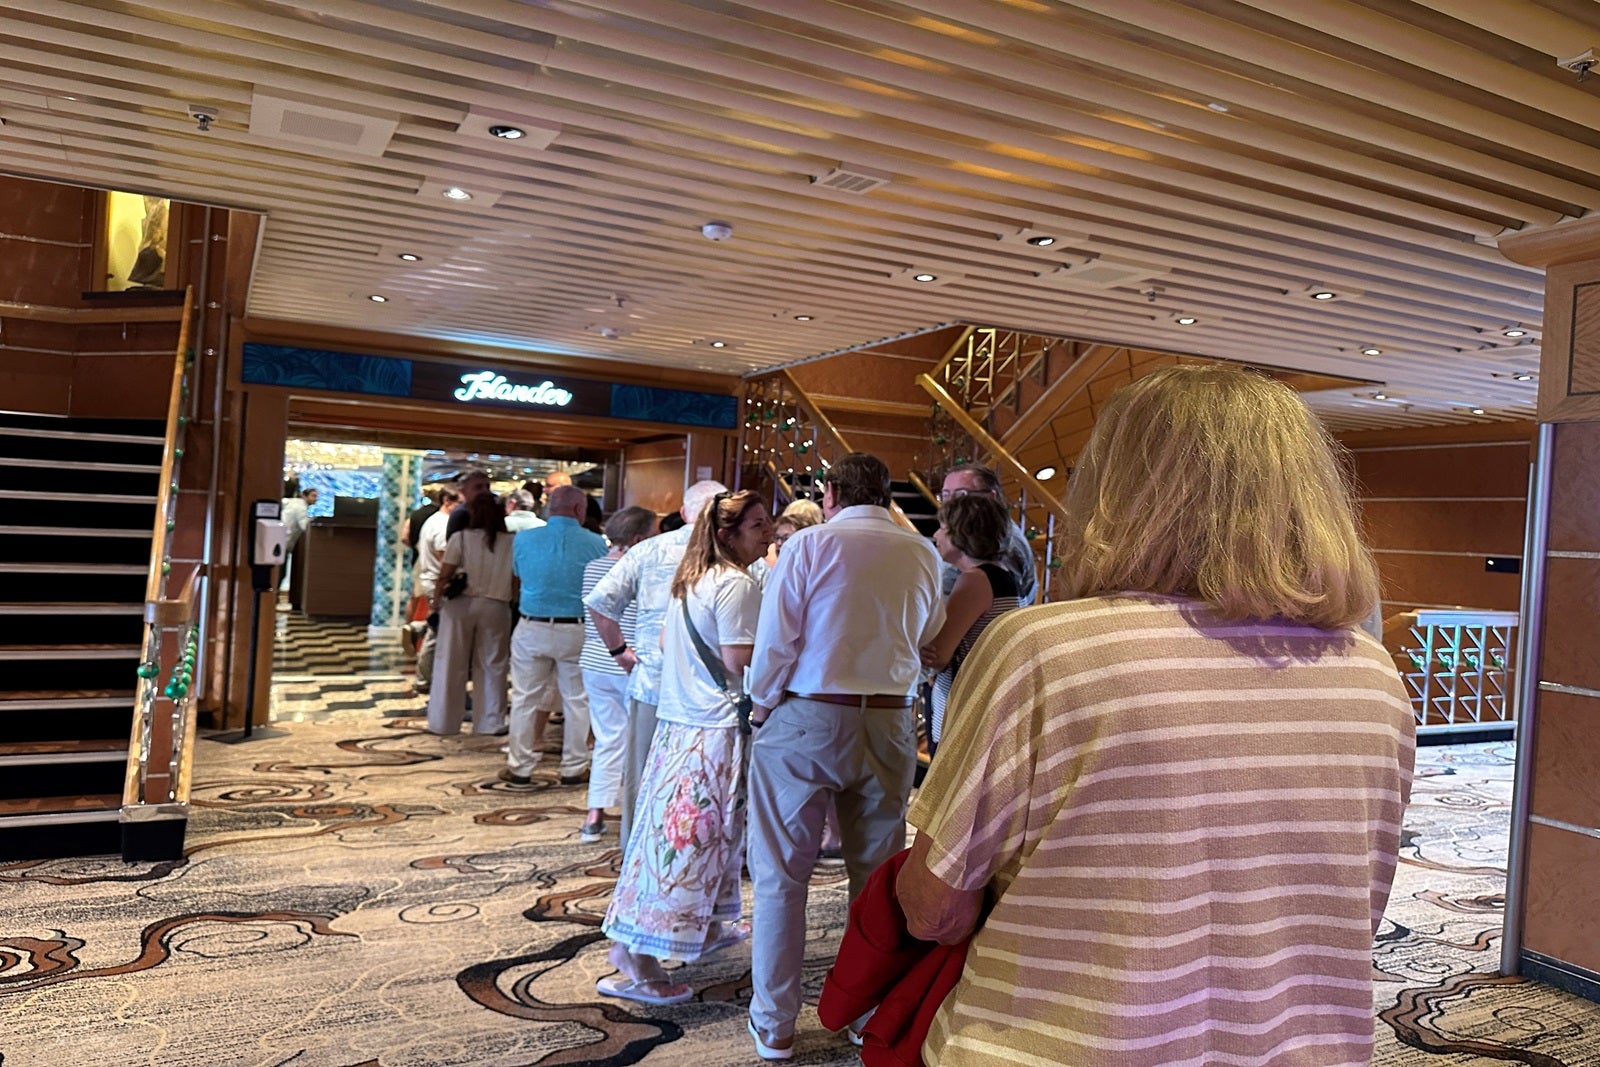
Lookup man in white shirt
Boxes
[504,489,545,533]
[744,453,945,1059]
[584,478,726,848]
[410,487,459,696]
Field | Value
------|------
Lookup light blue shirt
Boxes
[583,524,694,706]
[513,515,606,618]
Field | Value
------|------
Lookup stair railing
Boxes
[738,368,921,533]
[915,368,1070,600]
[122,286,204,860]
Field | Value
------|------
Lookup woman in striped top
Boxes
[921,493,1019,755]
[578,506,658,844]
[898,365,1415,1067]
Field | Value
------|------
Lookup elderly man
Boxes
[504,489,545,533]
[445,468,493,537]
[583,478,726,846]
[503,484,606,788]
[938,463,1038,606]
[744,453,945,1059]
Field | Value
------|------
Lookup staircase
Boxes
[0,411,162,859]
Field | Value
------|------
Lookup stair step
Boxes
[0,644,143,659]
[0,690,135,712]
[0,602,144,615]
[0,456,161,475]
[0,525,149,538]
[0,562,147,574]
[0,488,158,505]
[0,740,127,763]
[0,421,164,446]
[0,794,122,819]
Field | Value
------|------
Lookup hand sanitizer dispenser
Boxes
[254,518,287,566]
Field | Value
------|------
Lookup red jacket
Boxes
[818,849,970,1067]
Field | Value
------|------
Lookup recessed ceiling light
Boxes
[793,314,813,321]
[1373,392,1387,400]
[1025,235,1056,247]
[367,294,388,302]
[1206,101,1230,112]
[1514,372,1534,381]
[1311,290,1337,300]
[487,124,525,139]
[1174,315,1198,326]
[1503,328,1526,338]
[441,186,472,201]
[1035,465,1058,480]
[710,340,727,348]
[913,273,937,282]
[397,252,421,262]
[1471,407,1485,415]
[1362,346,1382,356]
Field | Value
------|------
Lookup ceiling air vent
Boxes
[1035,256,1170,291]
[812,163,893,194]
[249,89,398,157]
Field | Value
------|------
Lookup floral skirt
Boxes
[602,720,745,962]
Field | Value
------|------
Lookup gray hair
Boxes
[508,489,536,512]
[680,479,728,522]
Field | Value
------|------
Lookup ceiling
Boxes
[2,0,1594,430]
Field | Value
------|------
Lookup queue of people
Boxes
[404,363,1415,1067]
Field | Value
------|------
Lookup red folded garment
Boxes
[818,849,970,1067]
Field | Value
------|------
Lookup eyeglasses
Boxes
[939,487,996,502]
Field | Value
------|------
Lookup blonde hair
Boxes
[671,490,765,599]
[1060,365,1378,628]
[780,499,823,529]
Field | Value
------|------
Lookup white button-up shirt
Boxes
[749,505,945,709]
[583,523,695,706]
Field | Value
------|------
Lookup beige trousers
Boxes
[746,694,918,1039]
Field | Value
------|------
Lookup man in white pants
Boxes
[744,453,945,1060]
[504,485,606,787]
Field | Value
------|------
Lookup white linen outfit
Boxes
[745,504,945,1041]
[580,554,637,812]
[410,507,453,692]
[602,565,761,960]
[425,527,515,735]
[583,523,695,846]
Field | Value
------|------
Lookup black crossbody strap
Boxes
[680,595,729,688]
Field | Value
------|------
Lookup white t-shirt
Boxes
[442,528,517,603]
[656,565,762,729]
[415,508,452,592]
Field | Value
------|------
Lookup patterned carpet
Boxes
[2,678,1599,1066]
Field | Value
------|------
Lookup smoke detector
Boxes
[701,221,733,241]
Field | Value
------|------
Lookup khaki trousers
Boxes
[746,694,917,1039]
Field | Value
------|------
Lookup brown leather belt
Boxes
[786,690,915,708]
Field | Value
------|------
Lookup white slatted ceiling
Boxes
[0,0,1587,428]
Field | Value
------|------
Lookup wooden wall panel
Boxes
[1522,823,1600,975]
[1344,424,1533,614]
[1548,420,1600,552]
[1529,689,1600,831]
[622,437,686,515]
[69,354,176,418]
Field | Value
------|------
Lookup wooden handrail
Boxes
[146,563,204,626]
[916,372,1070,527]
[143,287,194,605]
[907,469,941,510]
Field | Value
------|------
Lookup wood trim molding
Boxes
[0,300,184,324]
[1498,215,1600,269]
[807,393,930,417]
[1000,342,1125,452]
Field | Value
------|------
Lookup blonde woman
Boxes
[599,490,773,1005]
[898,365,1415,1067]
[749,497,823,591]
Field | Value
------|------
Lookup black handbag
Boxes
[680,596,753,735]
[440,571,468,600]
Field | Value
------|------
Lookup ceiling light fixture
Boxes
[1174,315,1198,326]
[1514,372,1534,381]
[1206,101,1230,112]
[441,186,472,201]
[397,252,421,262]
[487,124,525,139]
[367,294,388,302]
[1362,346,1382,356]
[1471,407,1486,415]
[913,273,937,282]
[793,314,813,321]
[1025,235,1056,247]
[1035,465,1058,480]
[710,340,727,348]
[1310,290,1337,300]
[1503,328,1526,338]
[1373,392,1387,400]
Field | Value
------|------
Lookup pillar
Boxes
[370,450,421,633]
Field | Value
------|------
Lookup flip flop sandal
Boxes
[595,973,694,1006]
[703,920,751,956]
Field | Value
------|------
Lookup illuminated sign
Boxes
[453,370,574,407]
